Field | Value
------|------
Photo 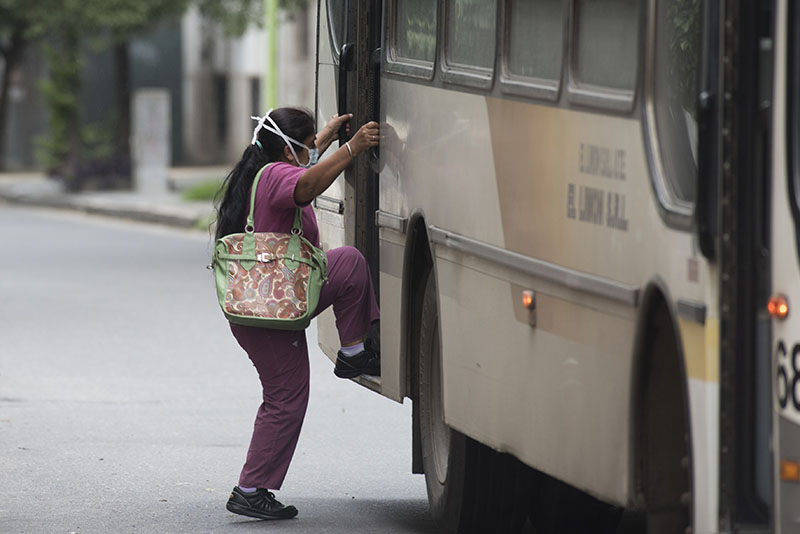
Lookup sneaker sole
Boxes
[226,501,298,520]
[334,366,381,379]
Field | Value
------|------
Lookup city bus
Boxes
[310,0,796,531]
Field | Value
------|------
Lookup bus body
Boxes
[773,0,800,529]
[313,0,792,531]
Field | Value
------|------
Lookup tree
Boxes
[6,0,308,185]
[195,0,309,35]
[0,0,52,170]
[37,0,190,188]
[93,0,191,189]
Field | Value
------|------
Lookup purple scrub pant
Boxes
[230,246,380,490]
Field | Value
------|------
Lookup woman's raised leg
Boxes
[314,246,380,377]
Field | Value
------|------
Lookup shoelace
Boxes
[245,490,283,510]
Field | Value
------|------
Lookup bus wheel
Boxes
[418,273,473,532]
[640,308,692,534]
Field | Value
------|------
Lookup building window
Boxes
[250,77,260,116]
[214,73,228,143]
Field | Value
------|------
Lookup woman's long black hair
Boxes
[214,107,315,239]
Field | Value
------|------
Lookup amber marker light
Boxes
[768,294,790,320]
[522,290,535,310]
[781,460,800,482]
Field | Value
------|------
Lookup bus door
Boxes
[772,0,800,530]
[315,0,382,373]
[716,0,774,530]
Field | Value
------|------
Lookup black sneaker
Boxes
[226,486,298,520]
[334,347,381,378]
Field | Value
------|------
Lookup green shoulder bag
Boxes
[212,164,328,330]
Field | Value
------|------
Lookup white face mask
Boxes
[251,111,318,168]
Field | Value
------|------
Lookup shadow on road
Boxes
[223,497,437,533]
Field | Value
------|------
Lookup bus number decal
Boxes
[775,340,800,412]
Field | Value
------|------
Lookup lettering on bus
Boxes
[567,183,629,231]
[579,186,604,225]
[776,340,800,412]
[579,143,626,180]
[606,191,628,231]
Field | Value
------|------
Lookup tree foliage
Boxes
[34,2,187,185]
[0,0,54,170]
[196,0,309,36]
[3,0,309,181]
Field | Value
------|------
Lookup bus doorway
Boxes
[718,0,774,530]
[314,0,382,384]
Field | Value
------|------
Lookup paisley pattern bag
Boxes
[212,164,328,330]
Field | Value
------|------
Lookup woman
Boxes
[214,107,381,520]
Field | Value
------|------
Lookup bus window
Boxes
[396,0,437,64]
[652,0,700,204]
[442,0,497,88]
[790,3,800,218]
[500,0,565,99]
[327,0,347,57]
[507,0,564,81]
[572,0,640,92]
[386,0,438,79]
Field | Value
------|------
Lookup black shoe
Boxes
[226,486,298,520]
[334,347,381,378]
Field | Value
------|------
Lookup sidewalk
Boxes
[0,167,228,230]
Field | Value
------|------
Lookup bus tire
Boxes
[639,305,692,534]
[417,273,473,532]
[471,446,531,532]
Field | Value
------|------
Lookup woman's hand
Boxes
[294,119,379,205]
[348,121,380,156]
[316,113,352,154]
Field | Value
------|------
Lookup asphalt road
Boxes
[0,206,435,534]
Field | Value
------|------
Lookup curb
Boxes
[0,190,212,230]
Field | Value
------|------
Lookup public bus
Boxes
[310,0,798,531]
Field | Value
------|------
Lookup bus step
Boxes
[353,374,381,393]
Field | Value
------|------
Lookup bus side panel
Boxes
[377,228,406,402]
[681,310,721,533]
[434,252,635,505]
[379,79,716,506]
[770,2,800,529]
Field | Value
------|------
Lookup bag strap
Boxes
[245,163,303,236]
[240,163,305,270]
[292,206,303,235]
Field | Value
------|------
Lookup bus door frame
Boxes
[317,0,382,288]
[717,0,775,529]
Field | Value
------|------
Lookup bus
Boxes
[310,0,795,532]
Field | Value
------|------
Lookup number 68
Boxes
[776,341,800,411]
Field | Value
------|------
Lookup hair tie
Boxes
[254,140,263,151]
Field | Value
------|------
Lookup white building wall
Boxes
[181,5,316,166]
[277,7,315,111]
[225,25,267,162]
[182,6,225,165]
